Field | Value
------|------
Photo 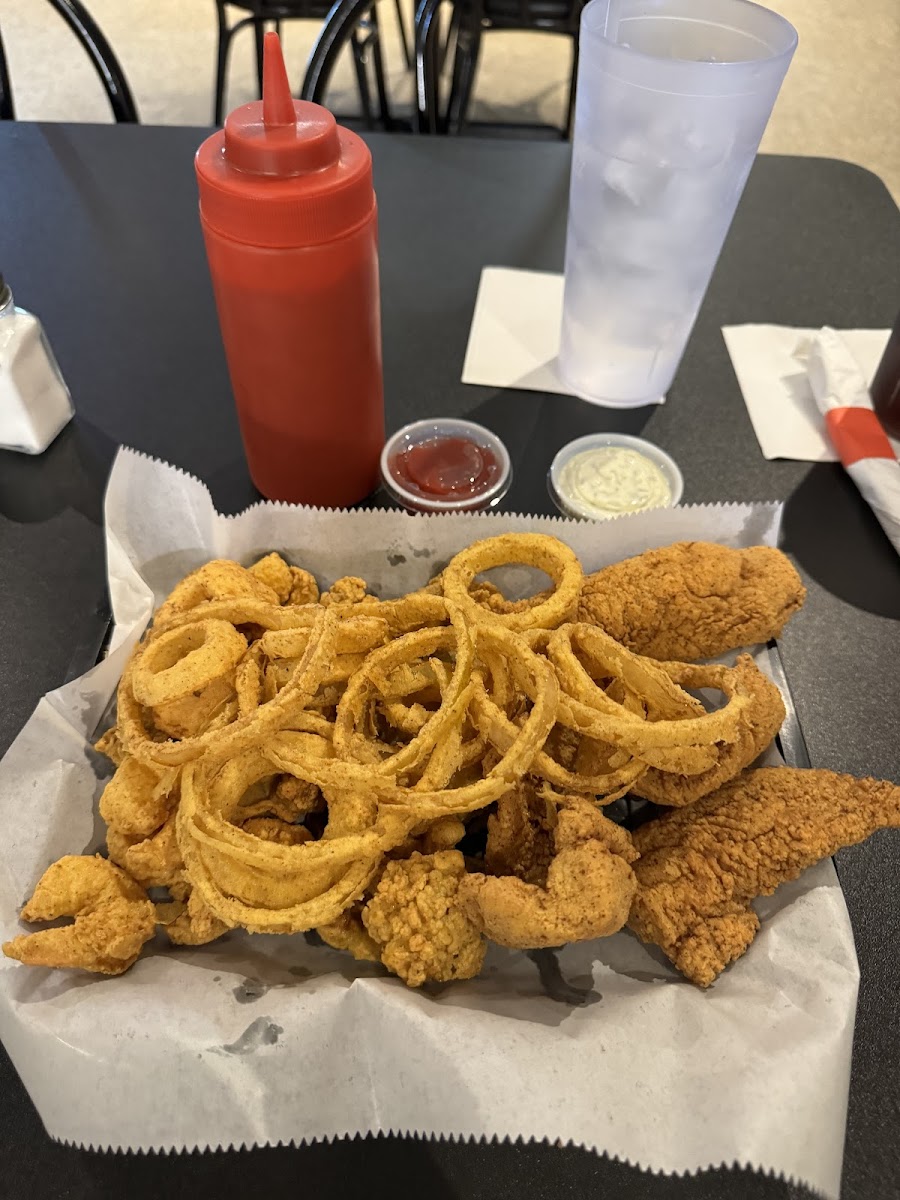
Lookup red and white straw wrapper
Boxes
[806,327,900,557]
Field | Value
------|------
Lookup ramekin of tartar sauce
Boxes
[548,433,683,521]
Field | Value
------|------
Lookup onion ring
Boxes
[132,620,247,708]
[441,534,583,631]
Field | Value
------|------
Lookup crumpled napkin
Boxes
[803,327,900,557]
[722,324,900,462]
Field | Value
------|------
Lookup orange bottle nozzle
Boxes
[263,32,296,129]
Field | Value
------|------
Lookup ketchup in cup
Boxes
[380,419,512,512]
[390,437,503,500]
[195,33,384,506]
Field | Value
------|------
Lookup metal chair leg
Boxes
[413,0,440,132]
[564,31,578,139]
[423,0,443,132]
[44,0,138,122]
[446,5,481,135]
[254,16,265,98]
[368,7,393,128]
[350,28,375,129]
[0,23,14,121]
[393,0,412,69]
[440,0,461,72]
[214,0,233,124]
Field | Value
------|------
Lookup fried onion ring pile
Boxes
[8,532,887,992]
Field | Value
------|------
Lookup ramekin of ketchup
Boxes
[380,419,511,513]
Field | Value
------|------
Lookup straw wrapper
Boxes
[0,450,858,1198]
[803,326,900,556]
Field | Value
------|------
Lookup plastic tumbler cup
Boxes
[558,0,797,407]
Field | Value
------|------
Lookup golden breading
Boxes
[629,767,900,986]
[287,566,320,606]
[317,910,381,963]
[632,655,786,807]
[363,850,486,987]
[458,800,638,949]
[98,757,177,838]
[3,856,155,975]
[577,542,805,661]
[162,889,229,946]
[249,552,293,603]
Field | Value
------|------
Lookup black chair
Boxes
[215,0,412,125]
[415,0,582,137]
[0,25,12,121]
[0,0,137,123]
[301,0,412,131]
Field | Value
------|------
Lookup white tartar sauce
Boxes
[558,447,672,518]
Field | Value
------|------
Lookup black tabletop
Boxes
[0,122,898,1200]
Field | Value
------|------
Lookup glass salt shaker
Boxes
[0,274,74,454]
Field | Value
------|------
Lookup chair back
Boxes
[482,0,582,32]
[416,0,581,136]
[415,0,483,134]
[0,0,137,123]
[0,26,12,120]
[301,0,406,130]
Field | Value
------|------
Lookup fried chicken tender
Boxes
[112,814,183,890]
[362,850,486,987]
[3,856,156,975]
[458,799,638,950]
[161,888,229,947]
[321,576,369,606]
[484,782,557,886]
[99,757,177,838]
[155,558,279,625]
[94,726,125,767]
[287,566,319,606]
[240,817,313,846]
[577,542,806,661]
[249,552,293,603]
[469,581,554,616]
[236,774,323,824]
[629,767,900,986]
[317,910,381,963]
[632,655,786,807]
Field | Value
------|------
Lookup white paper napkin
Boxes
[722,324,900,462]
[462,267,666,404]
[805,328,900,557]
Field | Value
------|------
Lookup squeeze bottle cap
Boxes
[195,32,374,248]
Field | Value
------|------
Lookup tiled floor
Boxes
[0,0,898,202]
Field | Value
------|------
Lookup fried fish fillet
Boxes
[628,767,900,986]
[577,542,805,661]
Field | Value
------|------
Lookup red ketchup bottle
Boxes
[195,32,384,506]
